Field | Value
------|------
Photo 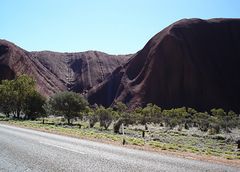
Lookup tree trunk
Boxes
[42,118,45,124]
[145,124,148,131]
[89,119,96,128]
[104,125,108,130]
[122,138,126,145]
[142,130,145,138]
[89,122,94,128]
[17,110,20,119]
[236,140,240,149]
[113,119,123,134]
[67,118,70,125]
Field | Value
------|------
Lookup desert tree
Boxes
[49,91,88,125]
[193,112,210,132]
[112,101,128,133]
[0,80,14,116]
[87,104,99,128]
[0,75,36,118]
[23,91,46,120]
[96,106,113,130]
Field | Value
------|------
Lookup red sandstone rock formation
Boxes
[88,18,240,112]
[0,40,130,96]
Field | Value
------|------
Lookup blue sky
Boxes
[1,0,240,54]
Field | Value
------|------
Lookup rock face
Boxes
[0,40,131,96]
[88,18,240,112]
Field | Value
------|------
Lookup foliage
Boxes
[193,112,210,132]
[0,75,239,136]
[0,75,39,118]
[48,91,88,124]
[23,91,46,120]
[87,105,99,128]
[113,101,127,114]
[112,101,129,133]
[211,109,239,132]
[162,107,189,129]
[0,80,14,116]
[43,101,54,117]
[96,106,113,130]
[141,103,162,124]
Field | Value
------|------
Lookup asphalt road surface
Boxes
[0,124,239,172]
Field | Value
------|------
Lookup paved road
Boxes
[0,124,239,172]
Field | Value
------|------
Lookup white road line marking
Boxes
[40,142,86,155]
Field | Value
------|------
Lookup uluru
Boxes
[1,18,240,112]
[0,40,131,96]
[87,18,240,112]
